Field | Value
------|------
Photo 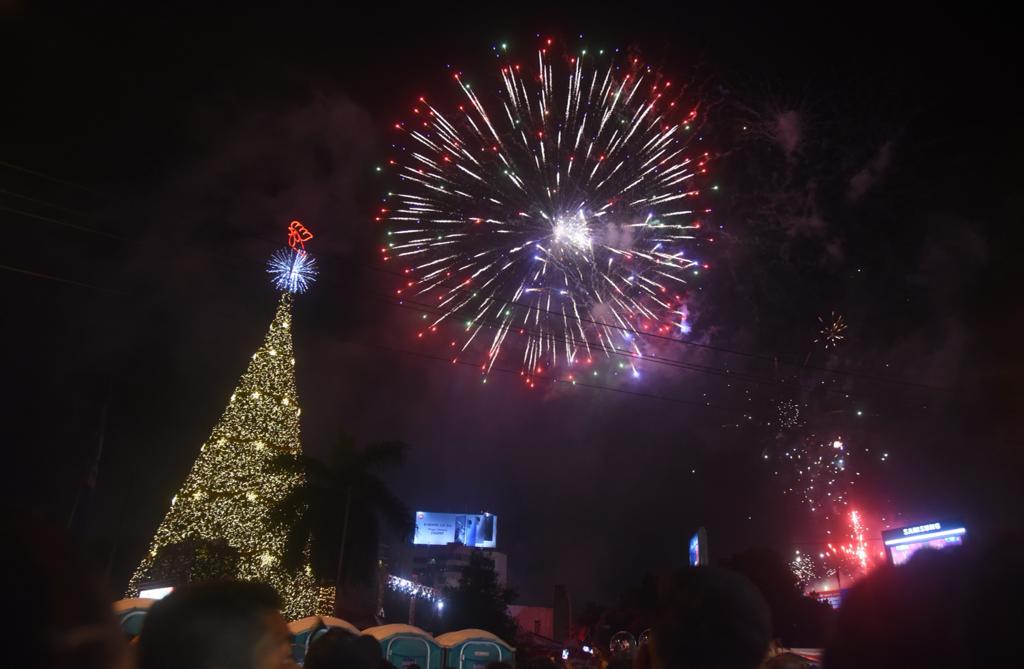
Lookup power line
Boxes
[0,244,932,416]
[0,157,945,391]
[0,204,125,240]
[0,204,946,394]
[3,195,935,394]
[243,232,940,393]
[349,338,751,413]
[0,159,111,198]
[364,260,949,393]
[246,230,949,394]
[375,292,933,409]
[381,293,824,391]
[0,187,117,221]
[0,262,118,292]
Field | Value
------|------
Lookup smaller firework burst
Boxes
[780,436,852,513]
[790,550,835,589]
[816,312,847,349]
[773,399,804,431]
[790,550,816,585]
[268,248,318,294]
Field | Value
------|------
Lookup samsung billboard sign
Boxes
[882,519,965,566]
[413,511,498,548]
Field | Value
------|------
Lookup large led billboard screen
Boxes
[689,527,709,566]
[882,519,965,566]
[413,511,497,548]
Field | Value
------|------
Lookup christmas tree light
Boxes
[127,224,328,618]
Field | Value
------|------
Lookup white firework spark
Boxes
[779,436,854,514]
[383,44,714,381]
[268,249,318,294]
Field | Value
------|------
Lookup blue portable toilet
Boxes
[437,629,515,669]
[364,624,443,669]
[288,615,361,665]
[112,598,156,638]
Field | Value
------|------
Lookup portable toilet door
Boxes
[436,630,515,669]
[112,598,156,639]
[387,635,434,669]
[363,624,442,669]
[288,616,361,665]
[434,626,512,663]
[288,617,321,665]
[461,643,502,669]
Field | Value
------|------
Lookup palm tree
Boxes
[271,434,413,610]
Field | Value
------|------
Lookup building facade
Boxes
[508,604,554,638]
[390,542,508,591]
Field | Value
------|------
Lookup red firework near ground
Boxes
[792,508,887,593]
[825,509,876,574]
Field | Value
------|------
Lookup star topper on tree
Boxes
[268,220,318,293]
[287,219,314,253]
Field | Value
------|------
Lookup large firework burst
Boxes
[383,41,713,381]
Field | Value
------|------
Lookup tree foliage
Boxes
[146,537,240,585]
[443,551,518,643]
[270,434,412,588]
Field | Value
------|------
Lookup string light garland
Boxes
[387,574,444,605]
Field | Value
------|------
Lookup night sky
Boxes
[2,5,1021,607]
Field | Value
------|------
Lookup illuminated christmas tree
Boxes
[127,222,330,618]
